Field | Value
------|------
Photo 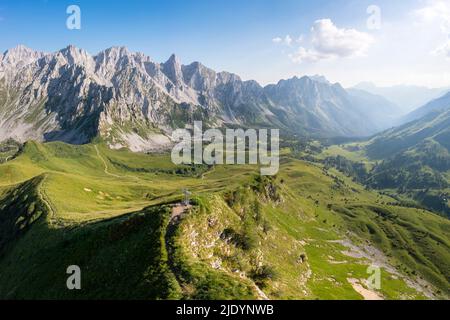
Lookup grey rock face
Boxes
[0,45,392,151]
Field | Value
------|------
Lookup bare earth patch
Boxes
[329,238,437,299]
[347,278,383,300]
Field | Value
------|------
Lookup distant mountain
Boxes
[364,105,450,216]
[353,82,449,114]
[347,88,402,131]
[0,45,396,151]
[401,91,450,124]
[307,75,330,84]
[263,76,383,137]
[367,107,450,159]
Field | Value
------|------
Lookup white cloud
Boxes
[414,1,450,58]
[286,19,374,64]
[284,35,292,46]
[272,37,282,44]
[311,19,373,57]
[272,35,293,46]
[288,47,329,63]
[432,39,450,57]
[414,0,450,33]
[265,3,450,88]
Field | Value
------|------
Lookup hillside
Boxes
[402,91,450,124]
[317,105,450,217]
[0,141,448,299]
[366,108,450,160]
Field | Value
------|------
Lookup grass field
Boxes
[0,140,448,299]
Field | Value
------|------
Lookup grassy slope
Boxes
[179,159,449,299]
[0,141,448,299]
[321,142,450,217]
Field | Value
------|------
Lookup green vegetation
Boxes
[0,204,182,299]
[332,204,450,291]
[0,140,448,299]
[0,175,46,255]
[316,138,450,217]
[0,139,21,164]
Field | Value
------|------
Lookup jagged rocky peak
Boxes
[181,61,217,90]
[58,45,95,68]
[1,44,45,67]
[268,76,308,90]
[217,71,242,84]
[162,53,183,85]
[98,46,131,58]
[94,46,135,69]
[93,46,143,82]
[166,53,181,65]
[0,44,398,150]
[131,50,154,65]
[308,74,330,84]
[272,75,344,94]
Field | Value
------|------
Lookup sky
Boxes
[0,0,449,88]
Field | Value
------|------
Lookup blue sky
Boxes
[0,0,448,87]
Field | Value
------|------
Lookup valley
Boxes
[316,103,450,218]
[0,140,448,299]
[0,44,449,301]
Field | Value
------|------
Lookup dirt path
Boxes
[347,278,383,300]
[37,175,59,225]
[171,204,192,222]
[94,145,146,183]
[95,145,124,179]
[164,203,193,296]
[201,165,215,180]
[2,145,20,163]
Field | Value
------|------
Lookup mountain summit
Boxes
[0,45,398,151]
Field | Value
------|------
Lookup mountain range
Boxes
[353,82,449,115]
[401,92,450,124]
[0,45,403,151]
[1,46,449,300]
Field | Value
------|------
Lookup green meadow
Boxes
[0,140,448,299]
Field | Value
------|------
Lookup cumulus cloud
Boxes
[287,19,374,64]
[414,1,450,58]
[414,0,450,33]
[311,19,373,57]
[288,47,329,63]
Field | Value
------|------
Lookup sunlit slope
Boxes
[0,141,448,299]
[318,106,450,216]
[177,159,449,299]
[0,141,255,222]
